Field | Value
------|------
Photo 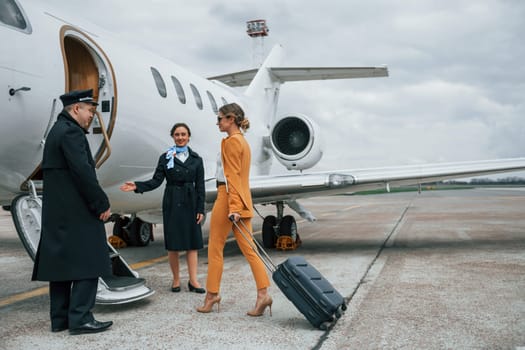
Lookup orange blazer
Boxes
[221,132,253,218]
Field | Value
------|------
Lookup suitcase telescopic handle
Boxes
[229,215,277,272]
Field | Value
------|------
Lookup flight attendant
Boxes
[120,123,206,293]
[197,103,272,316]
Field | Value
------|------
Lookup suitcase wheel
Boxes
[335,309,342,319]
[319,321,331,331]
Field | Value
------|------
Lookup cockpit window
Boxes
[150,67,167,98]
[0,0,31,33]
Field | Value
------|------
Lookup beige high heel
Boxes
[196,295,221,313]
[247,295,273,317]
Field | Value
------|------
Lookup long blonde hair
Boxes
[219,103,250,132]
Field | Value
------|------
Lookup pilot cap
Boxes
[60,89,98,107]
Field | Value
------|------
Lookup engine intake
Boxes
[270,113,323,170]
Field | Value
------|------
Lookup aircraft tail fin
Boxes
[207,44,284,88]
[207,44,285,126]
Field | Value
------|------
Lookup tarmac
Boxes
[1,188,524,350]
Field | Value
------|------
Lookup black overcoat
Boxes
[135,148,205,251]
[32,111,111,281]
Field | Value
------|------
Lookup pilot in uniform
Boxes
[32,89,113,335]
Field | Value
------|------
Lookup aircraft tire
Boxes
[123,218,152,246]
[262,215,277,248]
[279,215,297,242]
[136,221,153,246]
[113,216,131,239]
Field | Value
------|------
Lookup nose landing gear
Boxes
[112,215,153,247]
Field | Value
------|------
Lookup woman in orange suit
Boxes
[197,103,272,316]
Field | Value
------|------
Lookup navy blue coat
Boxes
[135,148,205,251]
[32,111,111,281]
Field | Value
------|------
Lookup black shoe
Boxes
[69,320,113,335]
[171,285,181,293]
[51,325,68,333]
[188,281,206,294]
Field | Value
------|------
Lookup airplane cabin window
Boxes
[0,0,31,33]
[150,67,167,98]
[190,84,203,110]
[171,76,186,104]
[206,91,218,113]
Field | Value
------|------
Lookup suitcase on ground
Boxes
[231,218,346,330]
[272,255,346,329]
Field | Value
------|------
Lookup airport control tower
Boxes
[246,19,269,67]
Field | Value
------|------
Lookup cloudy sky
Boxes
[46,0,525,175]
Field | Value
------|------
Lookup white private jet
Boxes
[2,0,525,304]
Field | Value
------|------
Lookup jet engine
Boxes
[269,113,323,170]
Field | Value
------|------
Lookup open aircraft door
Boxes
[11,26,154,304]
[60,25,115,168]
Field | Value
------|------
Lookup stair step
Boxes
[101,275,146,291]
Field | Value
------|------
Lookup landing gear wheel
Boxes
[136,221,153,246]
[124,218,152,246]
[279,215,297,242]
[262,215,277,248]
[113,216,131,239]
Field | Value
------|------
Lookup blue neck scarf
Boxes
[166,145,189,169]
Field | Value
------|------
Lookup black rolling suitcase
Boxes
[231,218,346,330]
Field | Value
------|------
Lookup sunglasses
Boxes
[217,115,231,123]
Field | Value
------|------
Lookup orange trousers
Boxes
[205,186,270,293]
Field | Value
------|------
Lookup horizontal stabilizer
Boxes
[208,66,389,87]
[208,69,258,87]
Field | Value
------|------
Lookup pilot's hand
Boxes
[120,181,137,192]
[99,208,111,222]
[228,212,241,222]
[196,213,204,224]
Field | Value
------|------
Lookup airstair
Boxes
[11,180,154,304]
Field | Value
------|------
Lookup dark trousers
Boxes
[49,279,98,329]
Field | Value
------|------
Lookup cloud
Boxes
[44,0,525,174]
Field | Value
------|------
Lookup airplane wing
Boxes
[208,67,389,87]
[245,158,525,203]
[141,157,525,222]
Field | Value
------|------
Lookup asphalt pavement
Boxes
[1,188,524,349]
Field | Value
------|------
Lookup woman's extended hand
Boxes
[120,181,137,192]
